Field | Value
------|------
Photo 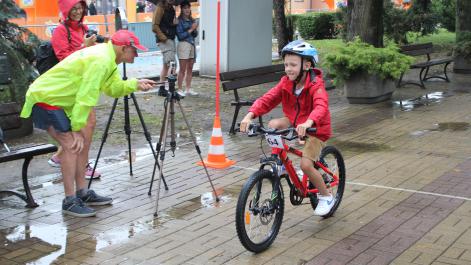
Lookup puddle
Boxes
[432,122,470,132]
[329,140,391,153]
[0,187,239,264]
[2,224,66,265]
[393,91,449,111]
[163,187,238,220]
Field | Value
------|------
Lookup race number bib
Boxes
[265,134,284,148]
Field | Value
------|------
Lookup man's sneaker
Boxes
[80,190,113,206]
[314,194,336,216]
[62,197,96,217]
[187,89,199,96]
[85,163,102,180]
[48,155,61,168]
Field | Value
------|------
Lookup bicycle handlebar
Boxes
[244,124,317,141]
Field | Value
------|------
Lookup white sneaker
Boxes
[187,89,199,96]
[314,194,335,216]
[177,90,186,97]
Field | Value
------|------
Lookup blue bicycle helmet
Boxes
[281,40,319,65]
[281,40,319,84]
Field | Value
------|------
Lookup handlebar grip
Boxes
[307,128,317,133]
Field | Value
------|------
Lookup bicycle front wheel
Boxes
[235,169,284,253]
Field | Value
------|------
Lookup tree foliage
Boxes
[0,0,39,62]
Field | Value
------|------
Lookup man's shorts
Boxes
[158,39,176,65]
[302,135,326,162]
[32,105,71,133]
[177,41,195,60]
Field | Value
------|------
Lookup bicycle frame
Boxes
[271,142,340,198]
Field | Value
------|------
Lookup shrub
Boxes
[324,39,414,82]
[297,12,338,40]
[432,0,455,32]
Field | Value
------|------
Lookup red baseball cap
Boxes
[111,30,148,52]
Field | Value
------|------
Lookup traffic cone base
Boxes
[197,116,236,169]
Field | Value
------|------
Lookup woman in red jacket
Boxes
[240,40,334,216]
[48,0,101,179]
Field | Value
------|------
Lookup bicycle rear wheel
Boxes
[235,169,284,253]
[309,146,346,218]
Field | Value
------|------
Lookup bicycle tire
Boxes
[235,169,284,253]
[309,146,346,218]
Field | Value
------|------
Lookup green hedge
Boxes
[297,12,339,40]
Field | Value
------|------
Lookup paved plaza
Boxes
[1,72,471,265]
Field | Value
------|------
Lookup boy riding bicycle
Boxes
[240,40,333,216]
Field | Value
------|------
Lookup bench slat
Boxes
[0,144,57,163]
[412,57,454,68]
[220,64,284,81]
[222,72,285,91]
[401,43,433,56]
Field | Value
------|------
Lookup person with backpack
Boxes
[152,0,178,83]
[20,30,156,217]
[47,0,102,179]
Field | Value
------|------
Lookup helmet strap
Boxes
[294,57,304,84]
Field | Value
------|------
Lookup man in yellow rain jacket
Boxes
[21,30,156,217]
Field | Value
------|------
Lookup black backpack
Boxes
[36,23,72,75]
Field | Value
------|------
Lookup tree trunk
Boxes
[346,0,384,47]
[456,0,471,43]
[454,0,471,73]
[273,0,289,55]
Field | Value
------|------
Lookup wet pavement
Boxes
[1,69,471,264]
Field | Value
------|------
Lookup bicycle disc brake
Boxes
[260,199,275,225]
[289,186,303,205]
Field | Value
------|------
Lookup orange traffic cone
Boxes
[197,116,235,169]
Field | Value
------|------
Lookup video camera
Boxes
[85,29,106,43]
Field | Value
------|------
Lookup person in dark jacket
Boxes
[88,0,97,15]
[50,0,102,180]
[240,40,334,217]
[152,0,178,82]
[176,1,198,96]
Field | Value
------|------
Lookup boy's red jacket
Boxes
[249,68,332,141]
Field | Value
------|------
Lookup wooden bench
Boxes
[220,64,286,134]
[398,42,453,89]
[0,111,57,208]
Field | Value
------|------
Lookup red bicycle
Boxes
[235,124,346,253]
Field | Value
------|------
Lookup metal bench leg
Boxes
[397,72,404,88]
[422,66,430,81]
[0,157,38,208]
[22,157,38,208]
[229,105,242,134]
[419,67,426,89]
[444,62,451,82]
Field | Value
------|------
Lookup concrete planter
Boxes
[344,73,395,104]
[453,56,471,74]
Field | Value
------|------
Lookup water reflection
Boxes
[393,91,447,111]
[0,188,235,264]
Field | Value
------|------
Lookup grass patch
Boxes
[408,29,455,51]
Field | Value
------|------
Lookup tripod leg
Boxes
[176,101,220,202]
[154,98,172,217]
[149,99,170,195]
[88,98,119,188]
[124,95,133,176]
[129,93,168,194]
[169,98,177,155]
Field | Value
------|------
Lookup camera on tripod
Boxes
[85,29,106,43]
